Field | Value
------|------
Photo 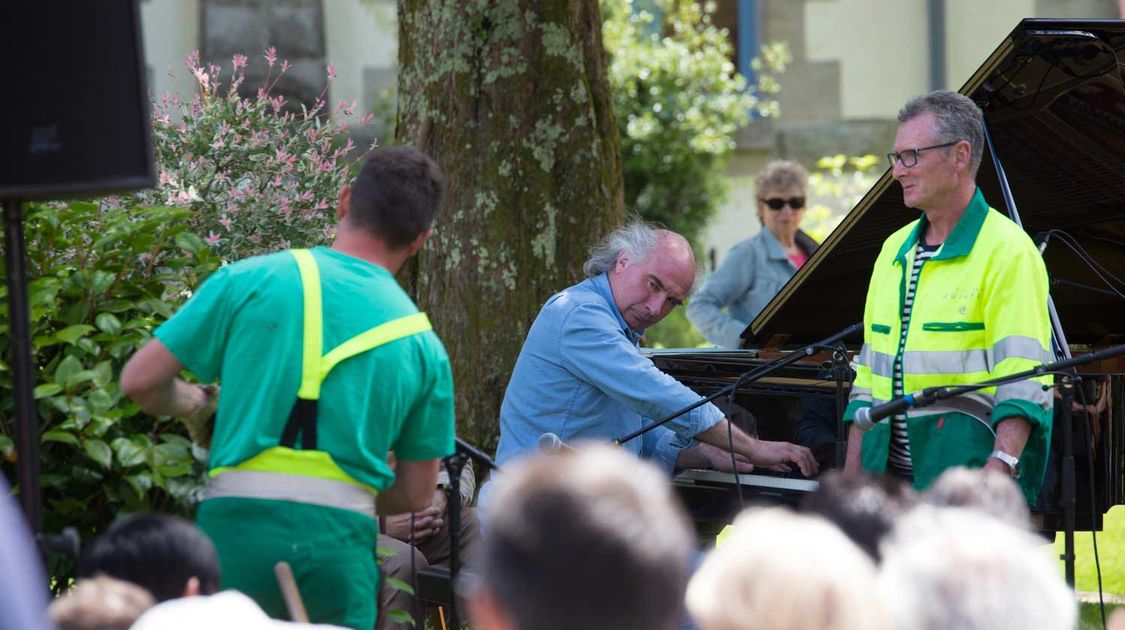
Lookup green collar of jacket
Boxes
[894,187,990,265]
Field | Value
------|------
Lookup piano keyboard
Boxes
[674,468,819,493]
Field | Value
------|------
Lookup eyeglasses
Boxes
[886,140,960,168]
[759,196,806,211]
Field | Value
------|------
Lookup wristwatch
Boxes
[989,450,1021,479]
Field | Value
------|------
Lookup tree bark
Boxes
[397,0,624,447]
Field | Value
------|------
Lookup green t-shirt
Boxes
[155,246,455,492]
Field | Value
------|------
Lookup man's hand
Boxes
[180,384,219,448]
[382,487,448,543]
[745,438,819,477]
[695,419,818,477]
[676,443,754,473]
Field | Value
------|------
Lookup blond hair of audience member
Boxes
[686,507,888,630]
[879,506,1075,630]
[49,576,155,630]
[469,444,695,630]
[921,466,1031,529]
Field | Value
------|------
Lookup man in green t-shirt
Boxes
[121,147,455,629]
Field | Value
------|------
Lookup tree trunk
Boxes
[397,0,624,448]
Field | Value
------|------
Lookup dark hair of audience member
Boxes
[79,513,220,602]
[346,147,446,248]
[798,470,916,562]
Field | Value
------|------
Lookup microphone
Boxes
[538,432,573,453]
[853,394,916,432]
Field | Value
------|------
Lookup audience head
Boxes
[470,444,694,630]
[687,507,887,630]
[49,576,155,630]
[799,470,916,562]
[584,221,695,330]
[754,159,808,229]
[344,146,445,250]
[79,512,220,602]
[879,506,1074,630]
[922,466,1031,529]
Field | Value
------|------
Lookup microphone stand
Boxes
[440,437,498,630]
[615,322,863,447]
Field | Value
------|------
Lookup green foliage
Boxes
[0,201,217,546]
[603,0,788,248]
[803,153,882,242]
[643,306,707,349]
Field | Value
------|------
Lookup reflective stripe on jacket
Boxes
[844,188,1053,502]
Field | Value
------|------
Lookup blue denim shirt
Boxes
[686,229,817,348]
[490,273,725,472]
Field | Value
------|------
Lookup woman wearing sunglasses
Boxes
[687,160,819,349]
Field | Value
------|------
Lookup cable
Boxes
[1073,380,1107,630]
[1045,230,1125,288]
[725,389,746,512]
[1040,230,1125,301]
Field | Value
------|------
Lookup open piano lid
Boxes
[744,18,1125,349]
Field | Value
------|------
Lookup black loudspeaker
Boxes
[0,0,155,200]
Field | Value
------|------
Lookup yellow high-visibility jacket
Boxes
[844,188,1053,502]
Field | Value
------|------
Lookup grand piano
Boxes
[653,18,1125,536]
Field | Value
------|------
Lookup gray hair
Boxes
[583,221,662,277]
[898,90,985,176]
[921,466,1030,530]
[879,506,1076,630]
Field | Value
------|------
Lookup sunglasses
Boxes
[759,196,806,211]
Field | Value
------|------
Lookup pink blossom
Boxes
[219,215,233,231]
[280,59,291,73]
[232,53,248,70]
[159,171,174,185]
[269,96,286,113]
[205,232,222,246]
[359,113,374,126]
[326,63,336,80]
[264,47,277,66]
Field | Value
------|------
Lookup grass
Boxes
[1054,505,1125,596]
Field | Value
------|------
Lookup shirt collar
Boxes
[590,273,644,343]
[757,228,790,261]
[894,186,990,265]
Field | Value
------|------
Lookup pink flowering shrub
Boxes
[129,49,376,261]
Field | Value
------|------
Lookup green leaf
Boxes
[92,361,113,388]
[87,389,114,412]
[112,437,147,467]
[53,355,82,385]
[82,439,112,469]
[94,313,123,335]
[175,232,205,254]
[125,473,153,499]
[383,578,415,596]
[56,325,96,345]
[33,383,63,399]
[0,434,14,460]
[65,369,99,388]
[384,610,416,626]
[42,430,79,446]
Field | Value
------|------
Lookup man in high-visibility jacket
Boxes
[843,91,1053,503]
[121,148,455,629]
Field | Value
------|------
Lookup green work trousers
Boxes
[197,497,379,630]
